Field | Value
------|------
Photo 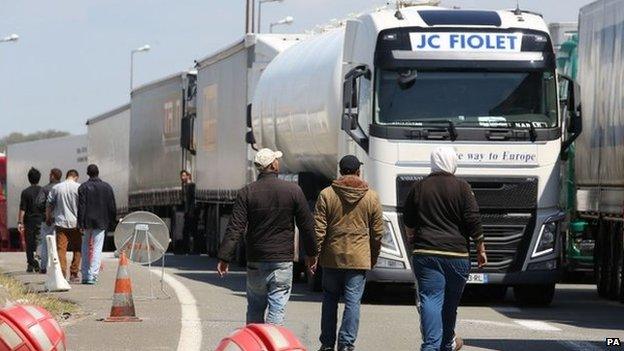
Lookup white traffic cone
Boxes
[45,235,71,292]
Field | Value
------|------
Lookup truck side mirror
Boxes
[559,74,582,160]
[245,131,258,151]
[341,65,371,153]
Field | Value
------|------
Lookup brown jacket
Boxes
[314,175,384,270]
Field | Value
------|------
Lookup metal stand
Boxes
[118,222,171,300]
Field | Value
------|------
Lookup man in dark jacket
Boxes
[18,168,43,272]
[36,168,62,274]
[78,164,116,285]
[217,148,318,325]
[314,155,384,351]
[403,147,487,351]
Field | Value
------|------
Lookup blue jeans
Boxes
[81,229,106,281]
[320,268,367,349]
[412,255,470,351]
[38,223,55,271]
[246,261,293,325]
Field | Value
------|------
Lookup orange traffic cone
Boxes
[104,251,141,322]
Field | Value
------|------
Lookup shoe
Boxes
[318,347,334,351]
[69,274,81,284]
[454,336,464,351]
[338,346,354,351]
[26,266,34,273]
[82,279,96,285]
[40,269,47,275]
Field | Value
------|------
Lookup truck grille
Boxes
[469,213,533,273]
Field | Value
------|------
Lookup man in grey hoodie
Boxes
[314,155,385,351]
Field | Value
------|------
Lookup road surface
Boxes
[0,253,621,350]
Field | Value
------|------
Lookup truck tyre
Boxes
[513,284,555,307]
[596,220,610,298]
[610,223,624,300]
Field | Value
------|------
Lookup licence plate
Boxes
[467,273,488,284]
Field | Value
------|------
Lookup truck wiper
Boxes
[486,121,537,142]
[418,119,458,141]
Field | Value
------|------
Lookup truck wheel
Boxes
[307,269,322,292]
[610,223,624,300]
[513,284,555,307]
[596,220,610,298]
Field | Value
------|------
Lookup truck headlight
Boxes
[381,220,399,255]
[532,222,557,258]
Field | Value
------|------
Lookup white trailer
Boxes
[249,4,582,305]
[6,135,88,230]
[193,33,307,256]
[128,71,196,211]
[575,0,624,302]
[86,104,131,214]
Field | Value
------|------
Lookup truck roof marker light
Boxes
[383,33,398,41]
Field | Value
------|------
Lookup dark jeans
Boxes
[320,268,367,349]
[24,223,40,268]
[412,255,470,351]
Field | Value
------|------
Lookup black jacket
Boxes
[218,172,318,263]
[403,172,483,257]
[78,177,117,231]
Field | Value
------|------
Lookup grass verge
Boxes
[0,271,78,319]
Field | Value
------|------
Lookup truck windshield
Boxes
[375,70,558,128]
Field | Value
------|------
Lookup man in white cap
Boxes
[217,148,318,325]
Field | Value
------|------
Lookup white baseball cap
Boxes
[254,148,283,168]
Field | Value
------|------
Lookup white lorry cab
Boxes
[251,4,582,305]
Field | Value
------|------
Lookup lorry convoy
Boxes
[572,0,624,302]
[4,1,622,305]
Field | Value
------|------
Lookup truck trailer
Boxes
[6,135,88,232]
[127,71,196,252]
[0,153,8,250]
[86,104,131,249]
[247,4,581,305]
[574,0,624,302]
[192,33,307,257]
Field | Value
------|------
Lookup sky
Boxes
[0,0,594,136]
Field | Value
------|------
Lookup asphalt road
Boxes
[1,253,622,351]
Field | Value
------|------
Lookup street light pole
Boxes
[269,16,293,33]
[0,34,19,43]
[258,0,284,33]
[130,44,150,93]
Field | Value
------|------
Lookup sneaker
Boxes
[40,269,47,275]
[26,266,34,273]
[338,346,354,351]
[69,274,81,284]
[454,336,464,351]
[82,279,96,285]
[318,347,334,351]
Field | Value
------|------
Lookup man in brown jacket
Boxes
[313,155,384,351]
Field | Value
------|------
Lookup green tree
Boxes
[0,130,70,153]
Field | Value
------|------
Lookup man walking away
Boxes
[36,168,62,274]
[47,169,82,282]
[217,148,318,325]
[18,168,44,272]
[314,155,384,351]
[78,164,116,285]
[403,147,487,351]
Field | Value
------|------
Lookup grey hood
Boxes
[431,147,458,174]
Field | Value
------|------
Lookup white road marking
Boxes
[514,320,561,331]
[558,340,604,351]
[151,269,202,351]
[460,319,520,329]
